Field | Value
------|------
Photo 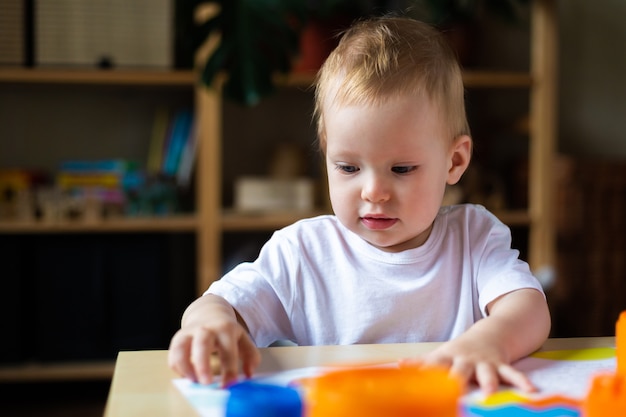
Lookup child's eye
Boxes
[391,166,417,174]
[335,164,359,174]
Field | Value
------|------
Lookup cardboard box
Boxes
[35,0,173,68]
[235,177,314,212]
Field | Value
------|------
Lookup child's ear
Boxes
[447,135,472,185]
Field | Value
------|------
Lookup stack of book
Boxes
[0,169,47,221]
[55,159,138,219]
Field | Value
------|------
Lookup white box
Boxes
[234,177,314,212]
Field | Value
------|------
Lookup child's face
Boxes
[324,95,470,252]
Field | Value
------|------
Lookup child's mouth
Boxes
[360,216,398,230]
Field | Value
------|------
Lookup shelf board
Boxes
[0,67,196,86]
[491,209,532,226]
[274,71,317,88]
[462,70,532,88]
[221,209,330,231]
[0,68,530,89]
[222,208,531,231]
[0,360,114,382]
[277,70,532,89]
[0,215,198,233]
[0,211,529,233]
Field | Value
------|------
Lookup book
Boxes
[162,110,193,177]
[147,108,171,175]
[176,118,198,187]
[56,172,121,189]
[59,159,135,174]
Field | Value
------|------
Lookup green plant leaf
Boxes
[196,0,307,106]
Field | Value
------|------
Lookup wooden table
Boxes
[103,337,615,417]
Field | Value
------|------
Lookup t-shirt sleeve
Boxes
[205,232,298,347]
[474,210,545,317]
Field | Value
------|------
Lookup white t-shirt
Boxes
[207,204,544,347]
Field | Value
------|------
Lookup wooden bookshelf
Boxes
[0,0,557,383]
[0,360,114,382]
[0,215,198,233]
[0,208,531,234]
[0,68,532,89]
[0,68,195,86]
[220,208,532,232]
[462,71,533,88]
[283,70,533,89]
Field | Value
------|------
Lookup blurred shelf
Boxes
[0,68,531,89]
[0,67,195,86]
[0,361,114,382]
[278,70,533,89]
[274,71,317,88]
[0,215,198,233]
[491,209,532,226]
[221,209,330,231]
[221,208,530,231]
[462,70,533,88]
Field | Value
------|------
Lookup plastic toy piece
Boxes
[581,310,626,416]
[303,366,463,417]
[225,381,302,417]
[581,373,626,417]
[617,311,626,376]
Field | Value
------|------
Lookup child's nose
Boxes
[361,174,390,203]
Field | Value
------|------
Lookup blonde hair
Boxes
[314,16,470,150]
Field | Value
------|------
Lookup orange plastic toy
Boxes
[582,372,626,416]
[302,366,463,417]
[581,310,626,416]
[617,311,626,376]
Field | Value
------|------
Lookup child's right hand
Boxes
[167,294,261,387]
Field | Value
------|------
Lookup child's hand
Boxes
[168,295,261,387]
[402,337,536,395]
[401,289,550,395]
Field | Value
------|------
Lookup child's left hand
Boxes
[401,336,536,394]
[401,288,550,394]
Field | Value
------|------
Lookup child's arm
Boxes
[168,294,261,387]
[407,288,550,394]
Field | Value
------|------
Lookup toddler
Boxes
[168,16,551,394]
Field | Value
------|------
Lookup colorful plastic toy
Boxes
[302,366,463,417]
[581,310,626,416]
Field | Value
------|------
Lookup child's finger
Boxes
[217,331,241,387]
[168,333,197,382]
[474,362,499,394]
[238,334,261,378]
[449,358,474,383]
[191,327,219,385]
[497,364,537,392]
